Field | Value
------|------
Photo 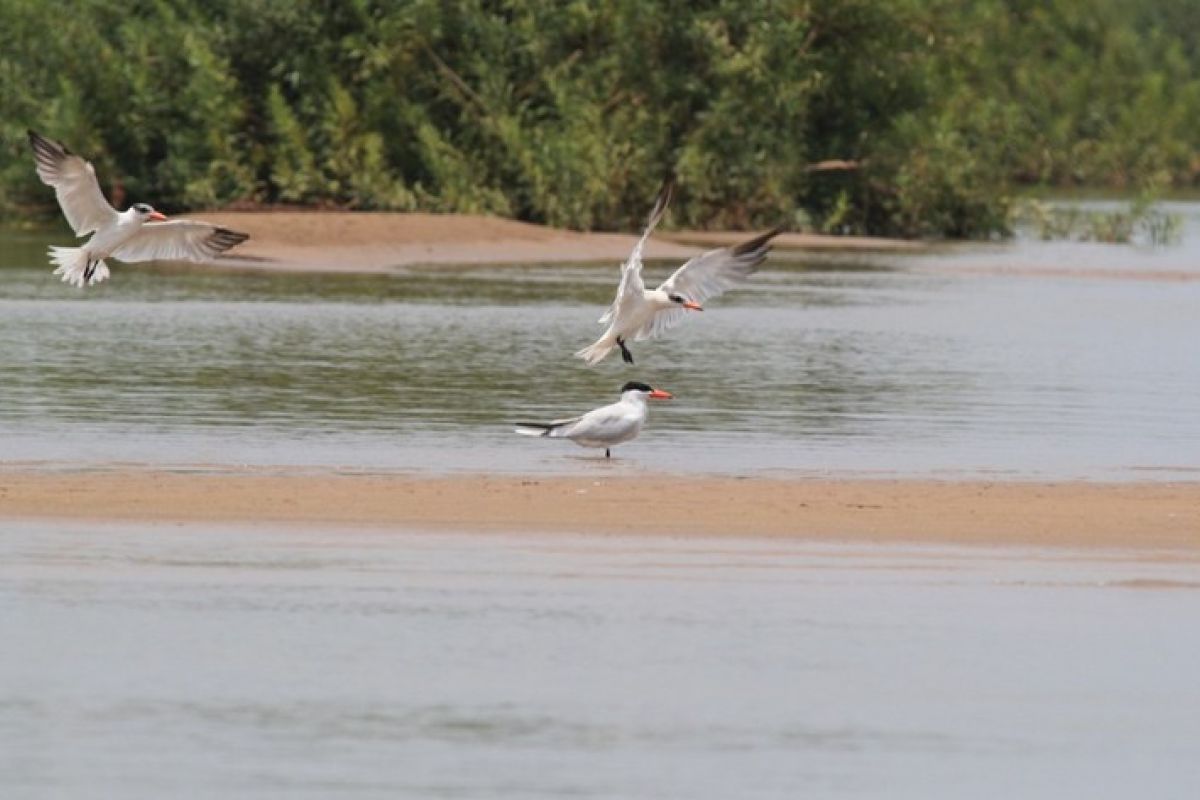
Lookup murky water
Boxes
[2,211,1199,478]
[2,522,1198,798]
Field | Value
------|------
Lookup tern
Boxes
[576,182,782,365]
[514,381,673,458]
[27,130,249,287]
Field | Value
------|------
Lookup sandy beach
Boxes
[191,210,918,272]
[187,210,1200,283]
[2,468,1197,552]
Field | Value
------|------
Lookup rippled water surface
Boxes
[3,522,1199,799]
[2,212,1199,478]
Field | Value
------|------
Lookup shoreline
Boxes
[16,210,1195,282]
[2,467,1197,553]
[186,210,919,273]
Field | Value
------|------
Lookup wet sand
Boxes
[191,211,916,272]
[1,468,1197,552]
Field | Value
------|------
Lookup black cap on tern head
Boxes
[621,381,653,394]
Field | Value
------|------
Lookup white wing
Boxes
[27,130,117,237]
[598,181,674,325]
[567,403,637,444]
[637,226,782,340]
[110,221,250,263]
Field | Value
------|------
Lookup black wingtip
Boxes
[730,225,786,256]
[27,129,68,155]
[657,173,675,200]
[646,177,674,230]
[513,422,555,437]
[211,227,251,249]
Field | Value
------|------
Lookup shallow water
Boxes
[2,522,1198,799]
[2,214,1199,478]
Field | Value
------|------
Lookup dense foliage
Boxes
[1,0,1197,237]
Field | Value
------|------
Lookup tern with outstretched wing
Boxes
[576,181,781,365]
[27,130,249,287]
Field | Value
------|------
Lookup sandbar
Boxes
[1,468,1196,553]
[189,211,917,273]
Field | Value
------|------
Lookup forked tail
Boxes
[48,246,109,288]
[513,417,578,438]
[574,334,616,366]
[513,422,556,438]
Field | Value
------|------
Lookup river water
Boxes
[3,215,1200,798]
[2,208,1199,479]
[2,522,1199,799]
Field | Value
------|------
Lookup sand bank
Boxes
[2,468,1196,553]
[190,211,916,272]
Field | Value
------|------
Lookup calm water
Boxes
[1,214,1199,478]
[2,522,1199,798]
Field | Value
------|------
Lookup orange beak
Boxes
[682,301,704,311]
[149,211,168,222]
[648,389,673,400]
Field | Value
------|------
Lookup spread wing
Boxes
[110,221,249,264]
[27,130,117,237]
[598,180,674,325]
[637,226,783,340]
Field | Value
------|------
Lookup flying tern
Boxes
[27,130,249,287]
[514,381,673,458]
[576,182,782,365]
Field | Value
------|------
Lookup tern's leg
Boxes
[605,448,611,459]
[84,259,97,281]
[616,337,634,365]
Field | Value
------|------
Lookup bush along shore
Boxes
[2,0,1198,239]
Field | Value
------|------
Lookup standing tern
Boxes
[27,130,249,287]
[576,182,782,365]
[514,381,673,458]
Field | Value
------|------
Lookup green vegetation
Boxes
[1,0,1197,238]
[1012,195,1184,245]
